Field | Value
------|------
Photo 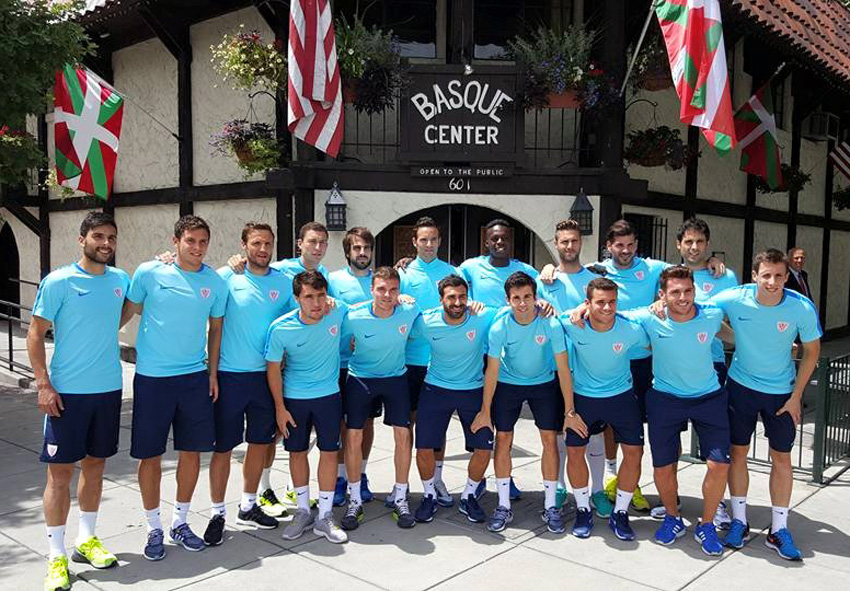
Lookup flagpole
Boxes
[620,0,660,97]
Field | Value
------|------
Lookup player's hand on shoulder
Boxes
[228,254,247,274]
[568,302,589,327]
[649,299,667,319]
[155,250,176,265]
[394,257,413,271]
[707,256,726,278]
[536,299,555,317]
[467,300,485,315]
[398,294,416,305]
[539,263,557,284]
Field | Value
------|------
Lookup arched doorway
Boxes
[374,205,534,267]
[0,222,21,318]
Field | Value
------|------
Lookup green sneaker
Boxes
[284,489,318,509]
[555,485,569,510]
[72,536,117,569]
[591,490,613,518]
[258,488,288,518]
[44,555,70,591]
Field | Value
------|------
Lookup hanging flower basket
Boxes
[637,64,673,91]
[833,186,850,211]
[211,27,287,92]
[753,163,811,194]
[233,142,255,166]
[624,126,695,169]
[545,90,581,109]
[343,82,357,104]
[209,120,282,178]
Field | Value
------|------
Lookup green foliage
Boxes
[833,186,850,211]
[753,163,812,194]
[624,126,696,170]
[209,119,282,178]
[0,126,44,186]
[210,26,286,92]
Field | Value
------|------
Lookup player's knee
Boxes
[566,446,586,461]
[769,450,792,468]
[621,445,643,461]
[47,465,75,488]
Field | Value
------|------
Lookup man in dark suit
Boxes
[785,247,812,301]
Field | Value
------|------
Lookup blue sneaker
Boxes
[169,523,205,552]
[654,515,686,545]
[414,495,438,523]
[609,510,635,541]
[509,478,522,501]
[542,506,566,534]
[474,480,486,500]
[143,528,165,561]
[384,492,396,508]
[360,474,373,503]
[694,522,723,556]
[459,495,486,523]
[487,505,513,532]
[765,528,802,561]
[572,507,593,538]
[724,519,750,549]
[333,476,347,507]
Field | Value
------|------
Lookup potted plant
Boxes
[623,126,695,170]
[630,27,672,92]
[833,185,850,210]
[0,125,44,186]
[209,119,281,177]
[211,26,287,92]
[507,24,596,110]
[335,15,408,115]
[753,163,811,194]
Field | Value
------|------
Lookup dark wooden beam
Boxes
[683,125,700,219]
[787,80,804,249]
[597,0,626,169]
[37,115,50,277]
[819,139,834,327]
[742,176,756,275]
[276,190,293,259]
[138,6,190,61]
[2,198,47,238]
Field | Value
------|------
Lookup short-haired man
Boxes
[471,272,573,534]
[203,223,292,547]
[411,275,498,525]
[561,278,648,541]
[711,249,821,560]
[29,212,130,591]
[265,271,348,544]
[340,267,420,530]
[123,215,227,560]
[328,227,379,507]
[399,216,461,507]
[628,266,732,556]
[785,247,812,300]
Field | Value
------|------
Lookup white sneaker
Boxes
[281,508,314,540]
[313,514,348,544]
[713,501,732,530]
[434,479,454,507]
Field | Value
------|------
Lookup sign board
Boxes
[400,65,523,163]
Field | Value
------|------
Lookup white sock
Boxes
[317,491,333,519]
[171,501,191,529]
[557,437,568,488]
[731,496,747,523]
[771,506,789,534]
[422,477,436,498]
[574,486,590,511]
[393,483,408,504]
[463,478,480,499]
[348,480,362,506]
[259,468,272,492]
[46,525,66,559]
[606,457,618,478]
[294,485,310,511]
[614,489,634,514]
[587,434,606,494]
[543,480,558,510]
[361,459,368,475]
[337,463,347,479]
[434,461,444,483]
[144,507,162,532]
[210,502,226,519]
[77,511,97,543]
[496,477,511,509]
[240,492,257,513]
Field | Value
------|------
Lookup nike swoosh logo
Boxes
[77,291,91,297]
[657,334,672,339]
[576,341,589,346]
[506,341,518,346]
[159,285,180,291]
[296,342,307,348]
[364,334,375,339]
[432,336,445,341]
[232,286,248,291]
[736,316,751,322]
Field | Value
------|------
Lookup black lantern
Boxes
[570,187,594,235]
[325,181,347,231]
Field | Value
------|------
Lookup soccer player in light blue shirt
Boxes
[264,270,349,544]
[711,249,821,560]
[122,215,227,559]
[270,222,329,280]
[409,275,498,526]
[471,272,572,534]
[28,212,130,583]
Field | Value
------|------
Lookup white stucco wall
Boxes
[48,211,86,271]
[315,191,600,272]
[191,7,276,186]
[700,214,745,275]
[797,139,828,217]
[112,37,180,192]
[794,225,822,308]
[194,198,277,268]
[827,230,850,330]
[752,220,787,256]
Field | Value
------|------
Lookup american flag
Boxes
[287,0,344,158]
[830,141,850,181]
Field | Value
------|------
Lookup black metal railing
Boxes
[0,298,34,378]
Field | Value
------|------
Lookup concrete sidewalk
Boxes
[1,380,849,591]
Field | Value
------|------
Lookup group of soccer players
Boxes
[30,209,822,591]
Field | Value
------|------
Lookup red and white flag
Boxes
[830,141,850,181]
[287,0,344,158]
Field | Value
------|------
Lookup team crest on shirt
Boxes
[200,288,211,299]
[634,270,645,280]
[535,334,546,345]
[466,330,476,341]
[702,282,714,293]
[399,324,408,335]
[269,289,279,301]
[697,332,709,343]
[113,287,123,298]
[777,321,789,333]
[46,444,58,457]
[329,324,339,336]
[613,342,624,354]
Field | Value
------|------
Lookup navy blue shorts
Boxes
[492,380,562,432]
[40,391,122,463]
[131,370,215,459]
[646,387,730,468]
[630,356,653,421]
[340,368,381,420]
[345,374,410,429]
[566,389,645,447]
[406,365,427,412]
[283,393,342,452]
[714,362,729,388]
[415,384,493,452]
[214,371,276,452]
[727,379,795,453]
